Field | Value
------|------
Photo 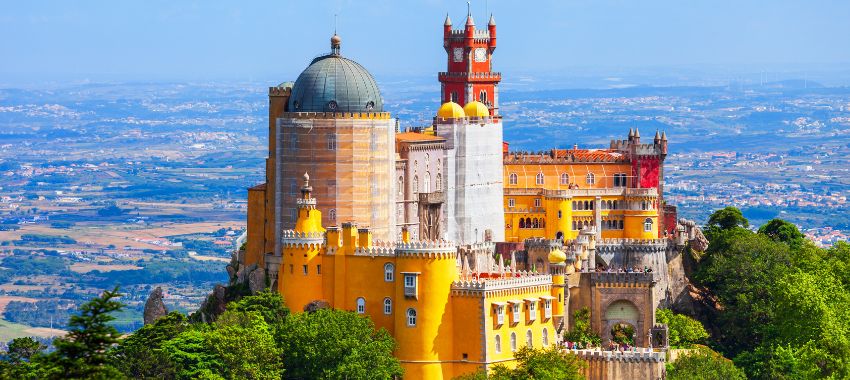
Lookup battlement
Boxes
[395,240,457,258]
[353,240,396,257]
[269,86,292,96]
[446,29,491,39]
[280,111,392,120]
[524,238,563,250]
[504,149,628,164]
[590,272,655,286]
[280,230,325,247]
[451,273,552,293]
[596,238,669,253]
[572,348,665,363]
[296,197,316,207]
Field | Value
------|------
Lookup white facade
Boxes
[436,117,505,244]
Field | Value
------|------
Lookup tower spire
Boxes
[466,1,475,25]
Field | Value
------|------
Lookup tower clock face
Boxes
[474,48,487,62]
[453,48,463,62]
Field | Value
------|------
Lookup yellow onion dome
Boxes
[437,101,465,119]
[463,101,489,117]
[548,248,567,264]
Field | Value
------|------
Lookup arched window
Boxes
[329,209,336,221]
[356,298,365,314]
[495,334,502,353]
[586,173,595,185]
[397,176,404,197]
[526,330,533,348]
[644,218,654,232]
[510,332,517,352]
[384,263,394,282]
[383,298,392,315]
[532,219,539,229]
[479,90,488,104]
[413,176,419,194]
[407,308,417,327]
[424,172,431,193]
[572,221,577,230]
[509,173,518,185]
[525,218,532,228]
[542,328,549,346]
[584,201,590,210]
[560,173,569,185]
[536,173,544,185]
[436,173,442,191]
[572,201,577,209]
[619,220,624,229]
[519,219,526,229]
[450,91,458,103]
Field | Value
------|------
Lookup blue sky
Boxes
[2,0,849,84]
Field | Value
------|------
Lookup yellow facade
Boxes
[278,176,559,379]
[503,156,659,243]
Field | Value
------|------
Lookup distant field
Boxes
[188,251,230,263]
[0,318,64,342]
[0,296,38,314]
[70,262,143,273]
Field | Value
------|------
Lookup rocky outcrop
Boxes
[190,251,268,322]
[248,267,266,294]
[143,287,168,325]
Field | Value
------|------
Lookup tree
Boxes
[225,291,289,334]
[47,286,125,379]
[160,327,224,380]
[278,308,402,379]
[758,219,804,248]
[707,206,749,230]
[6,337,46,363]
[563,307,601,346]
[656,309,708,348]
[489,347,585,380]
[110,312,188,379]
[205,309,284,380]
[668,348,746,380]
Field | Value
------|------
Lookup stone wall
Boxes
[573,349,666,380]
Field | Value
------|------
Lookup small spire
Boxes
[301,172,312,195]
[330,34,341,55]
[661,131,667,141]
[489,13,496,26]
[462,255,472,280]
[498,254,505,277]
[510,250,517,274]
[654,130,661,142]
[634,128,640,139]
[444,13,452,26]
[628,128,634,138]
[466,1,475,26]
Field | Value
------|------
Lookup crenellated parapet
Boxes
[280,230,325,248]
[395,240,457,259]
[596,238,668,254]
[572,349,665,363]
[590,272,655,287]
[451,273,552,297]
[353,240,396,257]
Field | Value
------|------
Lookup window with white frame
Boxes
[534,198,541,208]
[644,218,653,232]
[536,172,544,185]
[495,304,505,325]
[356,297,365,314]
[560,173,569,185]
[544,299,552,319]
[586,173,595,185]
[407,308,417,327]
[509,173,518,185]
[329,209,336,221]
[508,198,515,208]
[436,173,442,191]
[528,301,537,321]
[413,176,419,194]
[526,329,533,348]
[495,334,502,353]
[424,172,431,193]
[302,265,308,275]
[510,332,517,352]
[542,328,549,346]
[511,303,520,323]
[384,263,394,282]
[383,298,392,315]
[403,273,418,298]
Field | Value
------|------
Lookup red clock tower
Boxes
[440,10,501,115]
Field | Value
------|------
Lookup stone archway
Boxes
[603,300,640,345]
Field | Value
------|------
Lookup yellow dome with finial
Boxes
[463,101,489,117]
[437,101,465,119]
[548,248,567,264]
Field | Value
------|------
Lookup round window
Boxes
[327,100,338,110]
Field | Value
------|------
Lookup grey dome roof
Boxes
[288,53,383,113]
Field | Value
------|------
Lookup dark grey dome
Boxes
[288,53,383,113]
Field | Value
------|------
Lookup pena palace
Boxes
[238,8,704,379]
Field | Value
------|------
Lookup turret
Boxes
[488,14,497,49]
[464,5,475,39]
[654,130,661,144]
[444,14,452,38]
[634,128,641,143]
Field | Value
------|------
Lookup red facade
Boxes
[440,13,501,115]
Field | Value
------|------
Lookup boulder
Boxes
[248,268,266,294]
[143,287,168,325]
